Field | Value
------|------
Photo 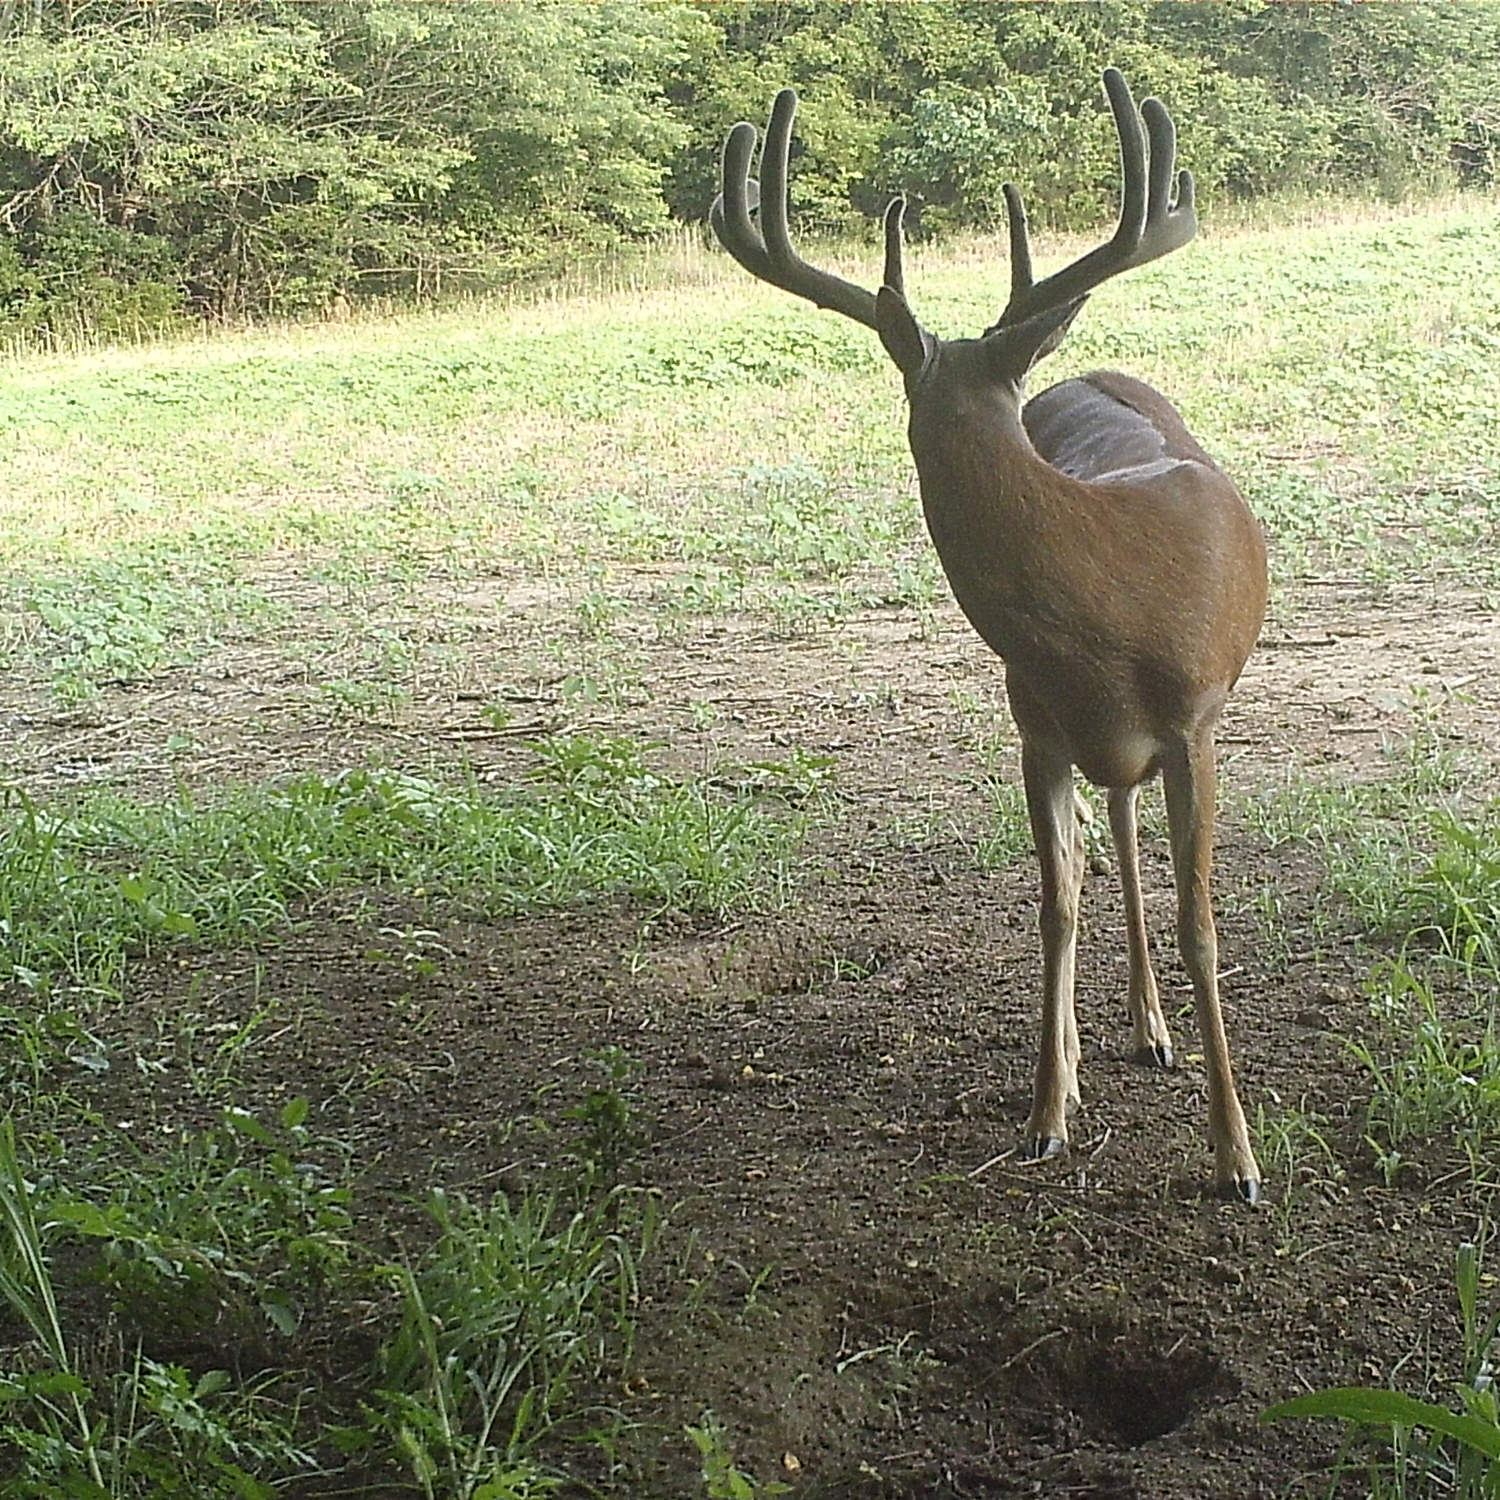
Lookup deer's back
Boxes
[1023,371,1219,481]
[949,370,1262,781]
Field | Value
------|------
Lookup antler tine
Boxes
[710,89,881,330]
[709,120,768,279]
[1102,64,1150,257]
[1135,96,1197,261]
[882,197,908,298]
[1002,183,1034,309]
[994,67,1195,331]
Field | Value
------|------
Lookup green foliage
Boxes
[2,196,1495,604]
[0,1119,317,1496]
[883,78,1052,230]
[564,1047,643,1178]
[1268,1386,1500,1494]
[22,549,275,701]
[0,2,1496,334]
[1,1062,669,1496]
[419,2,709,263]
[1252,785,1500,981]
[687,1411,792,1500]
[0,744,807,999]
[1252,1103,1346,1255]
[1351,961,1500,1187]
[0,211,187,341]
[1243,706,1496,955]
[1264,1240,1500,1498]
[1393,809,1500,976]
[0,0,703,330]
[44,1099,353,1338]
[971,777,1033,872]
[362,1183,655,1500]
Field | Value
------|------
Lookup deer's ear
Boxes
[1029,296,1087,365]
[984,296,1087,381]
[876,285,934,377]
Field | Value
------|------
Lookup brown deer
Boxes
[711,70,1267,1201]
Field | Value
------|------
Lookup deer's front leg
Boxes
[1107,785,1173,1068]
[1161,732,1260,1202]
[1021,740,1085,1158]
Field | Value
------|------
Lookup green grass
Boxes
[1241,709,1496,968]
[0,1101,657,1499]
[0,200,1494,710]
[365,1184,656,1500]
[0,736,811,1012]
[16,546,279,701]
[1353,960,1500,1188]
[1242,711,1500,1184]
[1252,1102,1346,1257]
[0,728,810,1489]
[0,1117,322,1498]
[1249,784,1500,976]
[0,200,1496,642]
[1250,728,1500,1492]
[41,1098,354,1340]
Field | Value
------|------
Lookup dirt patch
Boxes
[8,565,1498,805]
[13,570,1500,1496]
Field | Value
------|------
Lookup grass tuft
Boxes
[363,1184,657,1500]
[1352,960,1500,1187]
[0,738,810,1003]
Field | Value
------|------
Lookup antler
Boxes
[992,68,1196,332]
[710,88,910,331]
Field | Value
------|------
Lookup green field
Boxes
[6,198,1500,588]
[3,199,1500,1497]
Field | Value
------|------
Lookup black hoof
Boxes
[1219,1176,1260,1205]
[1133,1043,1173,1069]
[1026,1135,1066,1161]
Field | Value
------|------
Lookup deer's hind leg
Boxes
[1107,784,1174,1068]
[1021,740,1086,1158]
[1161,731,1260,1201]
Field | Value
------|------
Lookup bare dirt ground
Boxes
[10,569,1500,1498]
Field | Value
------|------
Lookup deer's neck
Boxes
[908,396,1068,620]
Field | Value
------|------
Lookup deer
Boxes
[711,69,1267,1202]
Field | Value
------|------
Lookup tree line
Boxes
[0,0,1495,336]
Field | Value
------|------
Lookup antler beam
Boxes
[711,88,902,330]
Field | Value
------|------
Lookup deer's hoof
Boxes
[1026,1134,1067,1162]
[1136,1042,1174,1069]
[1219,1174,1260,1205]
